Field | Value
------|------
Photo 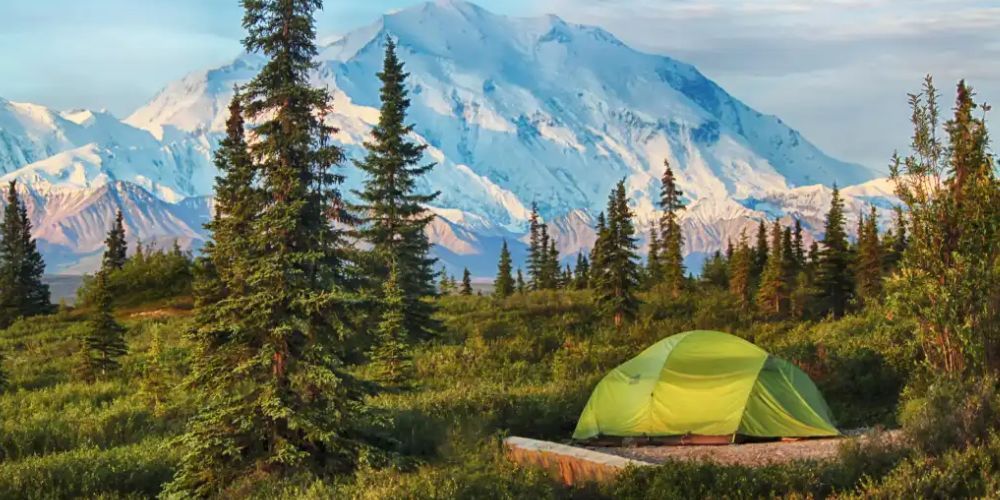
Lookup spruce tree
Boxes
[369,264,413,386]
[816,185,854,317]
[752,218,769,279]
[78,270,127,380]
[560,265,573,289]
[460,268,473,295]
[757,220,788,317]
[494,240,514,298]
[594,181,641,327]
[168,1,367,494]
[646,221,661,284]
[728,229,753,310]
[353,37,439,341]
[792,219,806,269]
[545,238,560,289]
[658,160,685,297]
[527,204,545,289]
[102,210,128,272]
[700,250,729,289]
[515,268,526,294]
[573,253,590,289]
[855,205,883,305]
[438,267,454,295]
[0,181,51,328]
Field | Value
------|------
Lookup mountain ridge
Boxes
[0,0,893,275]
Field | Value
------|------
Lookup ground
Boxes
[590,430,903,466]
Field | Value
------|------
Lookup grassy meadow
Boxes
[2,284,997,499]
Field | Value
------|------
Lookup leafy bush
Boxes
[76,246,193,308]
[899,376,999,455]
[0,438,178,499]
[850,432,1000,498]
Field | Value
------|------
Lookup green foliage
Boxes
[526,204,561,291]
[0,180,52,329]
[757,219,789,317]
[888,76,1000,375]
[849,432,1000,499]
[77,244,193,309]
[0,438,179,499]
[592,181,642,327]
[728,228,753,310]
[855,205,883,305]
[102,210,128,272]
[899,375,999,455]
[370,266,414,386]
[167,0,370,495]
[77,271,128,381]
[494,240,514,298]
[657,160,685,296]
[461,268,473,295]
[352,37,440,341]
[817,185,855,318]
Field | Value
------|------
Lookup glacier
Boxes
[0,0,895,276]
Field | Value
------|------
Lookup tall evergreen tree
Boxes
[494,240,514,298]
[816,185,854,317]
[728,229,753,310]
[855,205,883,305]
[353,37,440,340]
[544,238,560,289]
[658,160,685,297]
[168,1,368,494]
[527,203,545,289]
[757,220,788,317]
[792,219,806,269]
[0,181,51,328]
[646,222,661,284]
[515,268,526,294]
[752,218,769,280]
[700,250,729,289]
[593,181,642,327]
[460,268,473,296]
[77,270,127,381]
[573,253,590,289]
[369,264,413,386]
[102,210,128,272]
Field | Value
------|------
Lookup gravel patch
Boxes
[588,430,903,467]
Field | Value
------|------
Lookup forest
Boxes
[0,1,998,498]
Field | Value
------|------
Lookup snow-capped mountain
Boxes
[0,0,894,275]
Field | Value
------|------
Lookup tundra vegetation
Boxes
[0,1,998,498]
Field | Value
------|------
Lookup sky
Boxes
[0,0,997,170]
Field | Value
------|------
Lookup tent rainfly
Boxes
[573,330,840,442]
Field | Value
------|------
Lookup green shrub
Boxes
[850,432,1000,498]
[899,376,999,455]
[76,246,193,309]
[0,438,178,499]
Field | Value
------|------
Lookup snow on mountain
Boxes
[0,0,895,275]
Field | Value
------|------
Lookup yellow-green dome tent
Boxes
[572,330,839,441]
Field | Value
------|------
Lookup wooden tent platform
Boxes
[503,436,653,485]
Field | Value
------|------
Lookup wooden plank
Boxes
[503,436,653,486]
